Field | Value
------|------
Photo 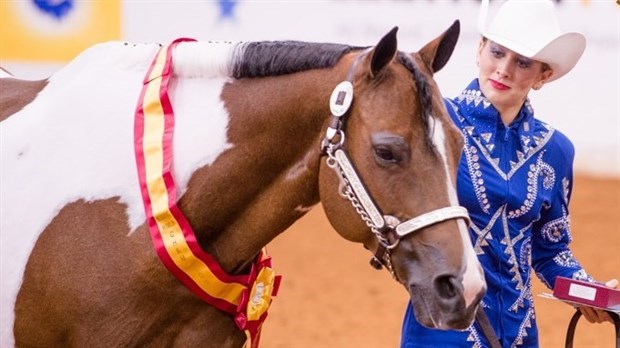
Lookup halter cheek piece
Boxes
[320,51,470,280]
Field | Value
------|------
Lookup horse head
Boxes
[318,21,486,330]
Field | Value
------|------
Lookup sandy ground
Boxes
[261,174,620,348]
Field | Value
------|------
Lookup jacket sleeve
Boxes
[530,130,592,289]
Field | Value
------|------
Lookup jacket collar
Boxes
[453,79,538,155]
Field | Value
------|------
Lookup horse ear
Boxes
[418,20,460,74]
[369,26,399,77]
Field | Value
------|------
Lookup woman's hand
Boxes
[577,279,618,324]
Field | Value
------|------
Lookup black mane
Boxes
[232,41,364,78]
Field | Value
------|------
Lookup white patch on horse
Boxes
[285,150,314,182]
[294,204,316,214]
[429,117,485,309]
[173,41,241,78]
[0,40,238,346]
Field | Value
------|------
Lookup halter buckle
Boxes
[370,257,383,270]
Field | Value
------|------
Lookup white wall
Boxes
[4,0,619,177]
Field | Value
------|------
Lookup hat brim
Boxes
[481,31,586,83]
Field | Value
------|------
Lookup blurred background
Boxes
[2,0,618,177]
[1,0,618,347]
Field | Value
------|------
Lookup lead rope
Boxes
[475,307,502,348]
[564,309,620,348]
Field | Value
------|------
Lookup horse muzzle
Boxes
[408,272,486,330]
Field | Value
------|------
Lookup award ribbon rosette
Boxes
[134,38,281,348]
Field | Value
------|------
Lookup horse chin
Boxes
[408,289,477,331]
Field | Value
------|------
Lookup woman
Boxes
[400,0,618,347]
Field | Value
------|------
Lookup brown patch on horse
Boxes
[177,69,333,273]
[15,198,246,346]
[0,78,48,121]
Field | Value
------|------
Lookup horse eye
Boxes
[371,133,409,167]
[374,146,398,163]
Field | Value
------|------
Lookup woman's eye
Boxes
[491,49,503,58]
[517,60,531,69]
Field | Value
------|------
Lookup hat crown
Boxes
[478,0,586,82]
[486,0,562,54]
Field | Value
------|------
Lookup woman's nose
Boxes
[496,60,513,79]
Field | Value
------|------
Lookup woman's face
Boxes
[477,39,553,115]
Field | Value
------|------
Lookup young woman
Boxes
[400,1,618,347]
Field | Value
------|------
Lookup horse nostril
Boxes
[434,275,462,299]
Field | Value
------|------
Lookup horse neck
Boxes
[178,68,342,274]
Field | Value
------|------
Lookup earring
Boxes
[533,83,543,90]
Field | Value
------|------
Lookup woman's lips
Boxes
[490,79,509,91]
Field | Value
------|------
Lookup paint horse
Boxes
[0,21,486,347]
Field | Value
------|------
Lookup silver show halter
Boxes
[320,57,470,280]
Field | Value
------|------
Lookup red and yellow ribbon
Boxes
[134,38,280,347]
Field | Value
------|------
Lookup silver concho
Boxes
[329,81,354,117]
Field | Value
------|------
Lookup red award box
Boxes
[553,276,620,310]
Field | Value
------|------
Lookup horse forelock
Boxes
[396,53,433,148]
[232,41,363,79]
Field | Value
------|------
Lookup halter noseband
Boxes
[320,51,470,280]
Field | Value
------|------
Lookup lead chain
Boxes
[325,147,399,280]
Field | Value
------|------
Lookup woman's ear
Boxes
[541,68,554,83]
[533,68,554,90]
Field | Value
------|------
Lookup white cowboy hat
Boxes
[478,0,586,82]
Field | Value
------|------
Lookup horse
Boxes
[0,21,486,347]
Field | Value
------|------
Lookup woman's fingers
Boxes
[578,305,614,324]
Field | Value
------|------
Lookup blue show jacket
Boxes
[401,80,591,348]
